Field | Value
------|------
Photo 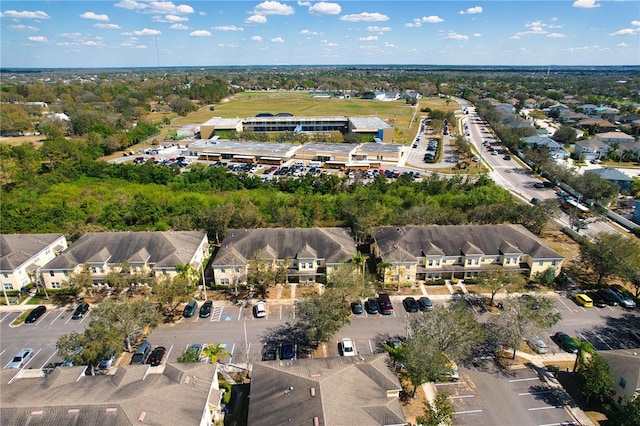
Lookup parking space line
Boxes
[591,332,613,350]
[279,305,283,320]
[450,395,475,399]
[454,409,483,414]
[40,350,57,369]
[237,307,243,321]
[163,345,174,365]
[50,310,64,325]
[519,391,551,396]
[528,406,561,411]
[368,340,374,354]
[509,377,539,382]
[556,299,573,312]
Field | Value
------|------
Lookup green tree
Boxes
[246,250,277,298]
[296,290,351,343]
[402,333,449,397]
[573,339,595,373]
[488,295,561,359]
[382,341,405,370]
[580,233,640,284]
[616,397,640,426]
[551,124,577,145]
[56,319,123,375]
[178,346,202,363]
[201,342,231,364]
[578,353,613,405]
[350,251,369,298]
[476,266,525,307]
[151,274,193,319]
[415,392,455,426]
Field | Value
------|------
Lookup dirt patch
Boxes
[424,285,452,296]
[400,380,428,424]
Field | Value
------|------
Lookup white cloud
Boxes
[609,28,639,36]
[459,6,483,15]
[0,10,50,19]
[473,33,481,37]
[359,35,378,41]
[367,26,391,32]
[190,30,211,37]
[245,14,267,24]
[133,28,162,36]
[253,1,294,16]
[115,0,147,11]
[340,12,389,22]
[444,31,468,41]
[309,2,341,15]
[547,33,567,38]
[632,20,640,27]
[383,42,395,48]
[116,1,194,15]
[271,36,285,43]
[572,0,599,8]
[27,35,48,42]
[252,35,263,41]
[616,42,630,47]
[95,23,121,30]
[80,12,109,21]
[170,23,189,30]
[7,24,39,31]
[214,25,244,31]
[300,29,319,35]
[297,1,311,6]
[153,14,188,23]
[405,15,444,27]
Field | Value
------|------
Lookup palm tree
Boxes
[351,252,369,298]
[573,339,595,372]
[202,342,231,364]
[377,261,392,284]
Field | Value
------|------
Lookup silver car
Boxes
[7,348,34,369]
[528,336,549,354]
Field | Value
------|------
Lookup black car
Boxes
[418,297,433,312]
[261,342,278,361]
[552,332,578,354]
[597,289,618,306]
[280,342,295,361]
[71,303,89,319]
[365,298,379,314]
[402,297,420,313]
[351,300,363,315]
[199,300,213,318]
[25,305,47,323]
[147,346,166,366]
[586,291,607,308]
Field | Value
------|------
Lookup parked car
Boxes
[183,300,197,318]
[365,298,379,314]
[147,346,167,366]
[585,291,607,308]
[253,301,267,318]
[280,342,296,361]
[378,294,394,315]
[341,338,356,357]
[199,300,213,318]
[418,297,433,312]
[607,288,636,309]
[403,297,420,313]
[25,305,46,323]
[189,343,203,359]
[597,289,618,306]
[351,300,363,315]
[7,348,34,369]
[262,342,278,361]
[387,338,403,349]
[527,336,549,354]
[552,332,578,354]
[435,366,459,382]
[99,350,117,369]
[130,341,152,365]
[71,303,90,320]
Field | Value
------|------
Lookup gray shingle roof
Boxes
[373,224,563,261]
[248,353,406,426]
[585,167,634,182]
[0,363,221,426]
[42,231,207,271]
[212,228,356,266]
[0,233,65,271]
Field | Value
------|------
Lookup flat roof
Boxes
[358,142,405,153]
[296,142,358,154]
[201,117,244,127]
[245,116,347,123]
[348,116,391,129]
[190,139,300,156]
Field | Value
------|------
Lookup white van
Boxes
[293,161,305,168]
[308,161,322,168]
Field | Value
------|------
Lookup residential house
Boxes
[248,353,406,426]
[211,228,356,285]
[39,231,208,289]
[547,103,571,114]
[522,135,570,159]
[578,104,599,115]
[371,224,564,283]
[585,168,635,194]
[557,110,588,125]
[600,349,640,409]
[595,131,636,145]
[0,233,67,292]
[0,362,223,425]
[578,119,617,134]
[524,98,538,109]
[573,138,610,161]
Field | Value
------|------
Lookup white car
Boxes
[7,348,34,369]
[253,301,267,318]
[341,338,356,357]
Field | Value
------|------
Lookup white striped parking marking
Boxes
[454,409,483,414]
[509,377,539,382]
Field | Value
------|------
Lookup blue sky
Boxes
[1,0,639,68]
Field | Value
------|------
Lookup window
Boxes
[51,282,61,289]
[457,257,462,263]
[220,278,230,285]
[308,262,313,268]
[496,256,501,262]
[317,261,321,266]
[619,377,627,389]
[63,271,68,277]
[435,260,440,266]
[2,273,8,279]
[49,271,55,277]
[474,259,479,265]
[3,283,13,290]
[539,261,544,267]
[467,259,472,265]
[428,259,433,266]
[220,268,226,273]
[506,258,511,265]
[552,260,558,266]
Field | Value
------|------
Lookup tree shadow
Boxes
[261,322,317,359]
